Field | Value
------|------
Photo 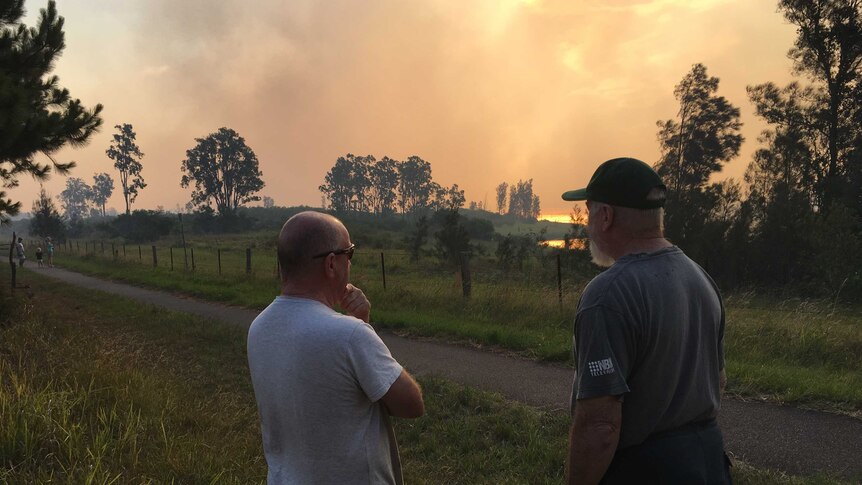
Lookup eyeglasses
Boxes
[312,243,355,260]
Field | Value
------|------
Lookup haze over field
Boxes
[12,0,797,215]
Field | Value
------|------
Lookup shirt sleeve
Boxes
[573,305,633,401]
[346,322,403,402]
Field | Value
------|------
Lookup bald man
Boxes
[247,211,424,485]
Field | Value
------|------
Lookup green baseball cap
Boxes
[561,157,666,209]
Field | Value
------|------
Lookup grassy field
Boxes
[40,233,862,415]
[49,235,585,361]
[0,266,844,484]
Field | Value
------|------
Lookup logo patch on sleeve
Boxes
[588,358,615,377]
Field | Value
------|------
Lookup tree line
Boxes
[654,0,862,296]
[319,154,469,214]
[319,154,543,220]
[495,180,541,219]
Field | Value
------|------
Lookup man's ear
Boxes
[322,253,337,278]
[601,205,615,231]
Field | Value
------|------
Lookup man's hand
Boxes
[340,283,371,322]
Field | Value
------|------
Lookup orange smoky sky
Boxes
[11,0,798,216]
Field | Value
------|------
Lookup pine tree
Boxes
[0,0,103,223]
[29,186,66,240]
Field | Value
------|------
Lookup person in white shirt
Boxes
[248,211,424,485]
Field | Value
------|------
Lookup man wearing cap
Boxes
[563,158,731,484]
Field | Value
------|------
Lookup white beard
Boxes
[589,240,615,268]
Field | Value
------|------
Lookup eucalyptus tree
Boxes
[106,123,145,215]
[507,179,539,219]
[91,172,114,216]
[319,154,373,213]
[58,177,92,222]
[368,156,399,214]
[741,0,862,289]
[778,0,862,209]
[654,63,743,247]
[495,182,508,214]
[397,156,434,214]
[180,127,264,217]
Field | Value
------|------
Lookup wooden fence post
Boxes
[380,252,387,290]
[170,247,174,270]
[246,248,252,274]
[152,245,158,268]
[138,245,142,261]
[179,213,189,270]
[191,247,195,271]
[9,232,16,291]
[217,248,222,275]
[459,251,472,298]
[557,253,563,307]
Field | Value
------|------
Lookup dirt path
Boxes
[30,267,862,481]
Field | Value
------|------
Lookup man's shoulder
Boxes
[580,265,628,308]
[250,297,366,338]
[578,250,676,311]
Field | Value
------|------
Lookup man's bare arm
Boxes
[380,369,424,419]
[567,395,622,485]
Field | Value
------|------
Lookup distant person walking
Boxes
[46,237,54,267]
[35,247,43,267]
[15,237,25,267]
[247,211,424,485]
[562,158,731,484]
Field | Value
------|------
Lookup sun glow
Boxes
[541,239,587,250]
[538,213,575,224]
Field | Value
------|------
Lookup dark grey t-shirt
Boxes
[571,246,725,449]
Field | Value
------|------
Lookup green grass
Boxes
[0,284,263,482]
[1,267,845,484]
[41,237,862,413]
[722,295,862,412]
[52,246,579,360]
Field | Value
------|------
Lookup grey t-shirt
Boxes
[248,296,404,484]
[571,246,725,449]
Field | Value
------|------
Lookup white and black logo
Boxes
[588,358,615,377]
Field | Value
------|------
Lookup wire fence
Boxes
[21,236,596,304]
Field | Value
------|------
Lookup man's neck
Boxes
[281,284,333,308]
[613,236,672,260]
